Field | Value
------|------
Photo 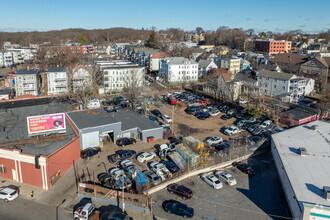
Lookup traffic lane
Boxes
[0,197,72,220]
[151,170,272,220]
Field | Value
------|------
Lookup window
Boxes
[274,85,277,88]
[283,86,285,90]
[0,165,6,173]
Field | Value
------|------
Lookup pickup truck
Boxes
[149,162,172,180]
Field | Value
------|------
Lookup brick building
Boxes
[255,39,292,55]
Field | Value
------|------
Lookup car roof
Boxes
[0,187,15,194]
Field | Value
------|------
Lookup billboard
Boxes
[27,113,66,135]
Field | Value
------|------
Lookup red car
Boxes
[169,97,178,105]
[197,99,207,105]
[167,184,193,200]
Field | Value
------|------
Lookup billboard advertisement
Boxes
[27,113,66,135]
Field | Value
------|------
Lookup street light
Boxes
[56,199,66,220]
[97,162,107,173]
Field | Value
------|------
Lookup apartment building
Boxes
[46,67,68,95]
[66,44,96,55]
[148,52,170,73]
[14,69,40,97]
[72,66,93,93]
[159,57,198,83]
[103,65,144,92]
[255,39,292,55]
[216,57,240,74]
[257,69,314,102]
[0,51,13,67]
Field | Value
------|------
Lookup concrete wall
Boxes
[271,138,302,219]
[141,127,163,142]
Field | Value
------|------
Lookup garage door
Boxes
[82,131,99,149]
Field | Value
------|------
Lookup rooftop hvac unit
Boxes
[299,147,307,156]
[323,186,330,200]
[310,125,318,131]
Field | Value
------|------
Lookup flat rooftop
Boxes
[0,97,77,156]
[272,121,330,207]
[67,108,161,131]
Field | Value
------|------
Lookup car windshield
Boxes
[10,191,16,196]
[229,177,235,181]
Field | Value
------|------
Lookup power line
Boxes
[194,196,297,220]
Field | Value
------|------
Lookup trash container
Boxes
[147,136,154,143]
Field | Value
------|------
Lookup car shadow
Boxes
[97,205,125,214]
[72,197,92,214]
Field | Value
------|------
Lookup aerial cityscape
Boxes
[0,0,329,219]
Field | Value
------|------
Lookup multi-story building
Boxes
[103,65,144,92]
[72,66,93,93]
[257,69,314,102]
[255,39,292,55]
[159,57,198,83]
[66,44,96,55]
[217,58,241,74]
[0,51,13,67]
[198,60,218,77]
[14,69,40,97]
[148,52,170,73]
[46,67,68,95]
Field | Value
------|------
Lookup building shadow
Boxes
[306,183,324,199]
[289,147,300,155]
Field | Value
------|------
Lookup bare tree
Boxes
[122,68,144,109]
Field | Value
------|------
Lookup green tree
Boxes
[78,34,89,44]
[146,31,159,49]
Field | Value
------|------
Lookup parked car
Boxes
[149,162,172,180]
[162,114,173,123]
[195,112,210,120]
[238,98,248,104]
[251,126,264,136]
[100,211,133,220]
[74,202,96,220]
[80,147,101,159]
[163,200,194,218]
[224,126,241,136]
[169,96,178,105]
[167,184,193,200]
[221,114,233,120]
[0,187,19,202]
[206,136,223,145]
[247,117,259,123]
[152,109,163,117]
[260,120,272,129]
[108,150,136,163]
[142,170,161,185]
[116,138,136,147]
[197,99,207,105]
[137,152,156,163]
[209,109,220,116]
[162,161,179,173]
[214,171,237,186]
[237,120,247,128]
[97,173,112,185]
[200,173,223,189]
[247,123,260,133]
[232,162,254,175]
[213,142,230,155]
[226,109,237,116]
[248,136,263,148]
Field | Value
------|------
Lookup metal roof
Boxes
[272,121,330,208]
[258,69,295,80]
[164,57,197,65]
[67,108,161,131]
[15,69,39,75]
[46,67,67,72]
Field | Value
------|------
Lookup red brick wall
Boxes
[20,161,44,188]
[0,157,16,180]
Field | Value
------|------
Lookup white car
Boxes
[237,120,247,128]
[149,162,172,180]
[224,126,241,136]
[162,115,172,123]
[0,187,19,202]
[109,168,124,178]
[209,109,220,116]
[206,136,223,145]
[200,173,222,189]
[120,159,134,169]
[137,152,156,163]
[238,98,248,104]
[214,170,237,186]
[260,120,272,129]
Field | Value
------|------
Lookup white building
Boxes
[103,65,144,92]
[198,59,218,77]
[0,51,13,67]
[72,66,93,93]
[257,69,314,102]
[14,69,40,97]
[46,67,68,95]
[149,52,170,72]
[272,121,330,220]
[159,57,198,83]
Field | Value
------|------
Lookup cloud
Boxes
[0,27,49,32]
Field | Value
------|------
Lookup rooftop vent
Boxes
[323,186,330,200]
[311,125,318,131]
[299,147,307,156]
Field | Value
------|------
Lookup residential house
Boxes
[203,68,241,101]
[72,66,93,93]
[14,69,40,97]
[257,69,314,102]
[137,49,159,67]
[148,52,170,73]
[46,67,68,95]
[198,59,218,77]
[236,73,262,96]
[239,59,251,72]
[256,64,282,75]
[103,65,144,92]
[0,51,13,67]
[191,48,205,61]
[159,57,198,83]
[299,56,330,93]
[217,57,241,74]
[268,53,309,74]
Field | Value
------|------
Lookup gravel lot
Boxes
[151,151,291,220]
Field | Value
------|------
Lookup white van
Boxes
[73,202,95,220]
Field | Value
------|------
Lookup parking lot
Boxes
[151,151,291,220]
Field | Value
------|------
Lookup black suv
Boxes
[232,162,254,175]
[152,109,162,117]
[108,150,136,163]
[116,138,136,147]
[167,184,193,200]
[81,147,101,159]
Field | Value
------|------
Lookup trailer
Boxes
[168,152,187,170]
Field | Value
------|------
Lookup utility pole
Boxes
[171,105,175,136]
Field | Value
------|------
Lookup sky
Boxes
[1,0,330,33]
